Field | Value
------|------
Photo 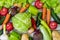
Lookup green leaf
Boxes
[15,0,26,4]
[51,0,59,8]
[0,0,5,6]
[4,0,16,8]
[28,0,34,4]
[28,5,39,15]
[54,4,60,13]
[9,31,20,40]
[41,0,46,3]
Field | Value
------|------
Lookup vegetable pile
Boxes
[0,0,60,40]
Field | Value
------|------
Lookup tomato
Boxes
[6,22,14,31]
[35,1,43,9]
[0,7,8,16]
[49,21,58,30]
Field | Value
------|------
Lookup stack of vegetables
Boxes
[0,0,60,40]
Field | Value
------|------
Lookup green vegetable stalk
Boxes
[39,25,52,40]
[51,9,60,24]
[40,19,52,37]
[36,12,42,27]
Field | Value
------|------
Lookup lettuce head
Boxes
[12,13,31,33]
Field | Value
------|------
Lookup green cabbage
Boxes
[12,13,31,33]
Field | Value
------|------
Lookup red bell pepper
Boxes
[31,18,37,30]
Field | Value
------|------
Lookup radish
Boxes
[0,7,8,16]
[6,22,14,32]
[49,21,58,30]
[34,1,43,9]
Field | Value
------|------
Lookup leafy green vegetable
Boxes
[0,0,5,9]
[29,37,33,40]
[41,0,46,3]
[54,4,60,13]
[41,0,60,13]
[0,0,34,8]
[15,0,26,7]
[0,30,3,35]
[28,0,34,4]
[41,0,59,8]
[4,0,16,8]
[28,5,39,15]
[9,31,21,40]
[0,0,16,8]
[0,16,5,25]
[12,13,31,33]
[0,0,4,6]
[15,0,34,7]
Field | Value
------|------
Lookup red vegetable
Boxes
[31,18,37,30]
[35,1,43,9]
[0,7,8,16]
[33,30,43,40]
[6,22,14,31]
[0,10,1,15]
[36,0,40,1]
[49,21,58,30]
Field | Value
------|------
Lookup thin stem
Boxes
[3,24,6,34]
